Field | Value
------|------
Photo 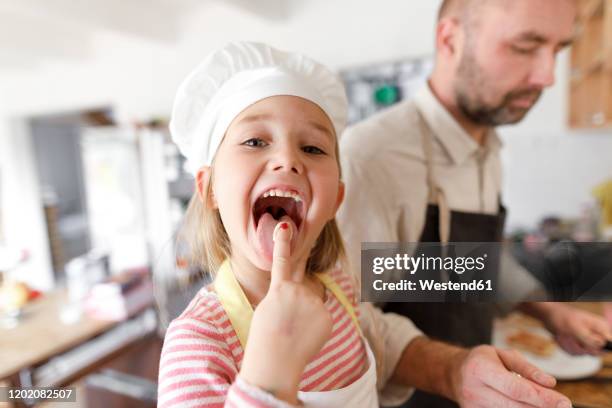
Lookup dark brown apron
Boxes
[383,112,506,408]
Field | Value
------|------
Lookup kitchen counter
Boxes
[0,288,157,407]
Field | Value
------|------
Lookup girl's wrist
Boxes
[235,376,300,407]
[239,368,300,405]
[240,352,302,405]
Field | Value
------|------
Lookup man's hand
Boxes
[451,345,572,408]
[520,302,612,355]
[392,337,572,408]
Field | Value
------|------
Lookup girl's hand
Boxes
[239,222,333,405]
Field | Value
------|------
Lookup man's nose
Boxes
[270,145,303,174]
[530,51,556,88]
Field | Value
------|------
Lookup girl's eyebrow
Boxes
[236,113,273,125]
[307,120,334,140]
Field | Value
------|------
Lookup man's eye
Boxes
[242,138,267,147]
[303,145,325,155]
[511,45,537,55]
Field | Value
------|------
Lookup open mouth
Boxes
[252,188,305,230]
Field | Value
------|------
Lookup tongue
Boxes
[256,212,297,262]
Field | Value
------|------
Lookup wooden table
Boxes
[498,303,612,408]
[0,290,115,382]
[0,289,157,407]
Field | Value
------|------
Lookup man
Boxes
[340,0,612,406]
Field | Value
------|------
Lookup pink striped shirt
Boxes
[158,268,368,407]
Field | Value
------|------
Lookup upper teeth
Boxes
[262,189,302,202]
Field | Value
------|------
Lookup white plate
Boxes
[492,323,602,380]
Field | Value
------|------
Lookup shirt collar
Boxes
[413,83,502,165]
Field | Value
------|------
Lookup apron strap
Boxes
[215,260,361,350]
[416,109,451,245]
[314,273,362,336]
[214,260,254,350]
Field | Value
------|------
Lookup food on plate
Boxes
[504,313,543,328]
[506,330,556,357]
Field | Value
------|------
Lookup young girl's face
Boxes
[210,95,344,271]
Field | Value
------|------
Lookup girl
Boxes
[158,42,378,407]
[157,41,573,408]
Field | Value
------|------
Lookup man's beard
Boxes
[454,49,542,126]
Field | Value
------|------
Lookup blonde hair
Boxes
[179,139,347,277]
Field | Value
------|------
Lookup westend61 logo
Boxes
[372,253,488,275]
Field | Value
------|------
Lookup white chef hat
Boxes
[170,41,348,175]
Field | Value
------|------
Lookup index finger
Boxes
[271,221,293,286]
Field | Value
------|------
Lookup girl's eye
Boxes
[302,145,326,155]
[242,138,267,148]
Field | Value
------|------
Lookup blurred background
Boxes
[0,0,611,407]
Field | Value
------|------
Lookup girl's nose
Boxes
[270,146,303,174]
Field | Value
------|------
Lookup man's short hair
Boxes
[437,0,486,21]
[437,0,455,20]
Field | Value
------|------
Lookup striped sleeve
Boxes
[158,313,296,408]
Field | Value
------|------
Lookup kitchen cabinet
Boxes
[569,0,612,129]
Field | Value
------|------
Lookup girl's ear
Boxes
[196,166,217,209]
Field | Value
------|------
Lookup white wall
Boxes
[0,0,610,288]
[501,129,612,231]
[0,0,441,119]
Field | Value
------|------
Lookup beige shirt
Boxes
[342,85,543,404]
[339,85,503,250]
